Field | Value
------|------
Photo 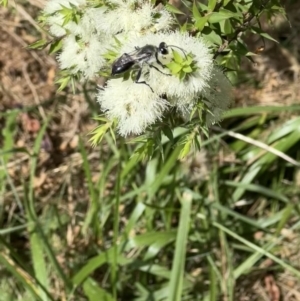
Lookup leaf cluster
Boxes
[166,50,197,80]
[167,0,285,76]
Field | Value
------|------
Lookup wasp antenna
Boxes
[168,45,187,59]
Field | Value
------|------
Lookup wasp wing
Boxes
[111,47,153,75]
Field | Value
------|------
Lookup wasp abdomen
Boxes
[111,61,135,75]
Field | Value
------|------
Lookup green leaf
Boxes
[172,49,183,63]
[166,62,182,74]
[208,9,240,23]
[220,19,234,35]
[213,221,300,279]
[201,27,223,45]
[183,65,193,73]
[208,0,217,11]
[83,278,114,301]
[179,138,192,159]
[0,252,43,300]
[28,39,48,50]
[179,71,186,81]
[49,39,62,54]
[234,40,250,56]
[89,121,113,146]
[195,16,209,31]
[167,191,192,301]
[56,75,71,91]
[192,1,202,22]
[162,127,174,142]
[250,27,278,43]
[62,15,72,26]
[184,55,193,65]
[180,22,188,32]
[165,3,185,15]
[26,118,52,301]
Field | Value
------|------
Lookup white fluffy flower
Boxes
[120,31,214,102]
[44,0,86,37]
[44,0,106,38]
[152,9,174,33]
[79,7,107,36]
[44,0,86,14]
[97,78,169,136]
[46,14,68,37]
[203,67,233,125]
[58,34,107,78]
[95,0,173,35]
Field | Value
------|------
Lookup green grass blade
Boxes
[213,221,300,279]
[0,251,42,301]
[26,116,52,301]
[111,165,121,300]
[167,191,192,301]
[83,278,114,301]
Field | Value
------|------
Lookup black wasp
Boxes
[111,42,186,92]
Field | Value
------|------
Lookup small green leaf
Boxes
[201,27,223,45]
[180,22,188,32]
[195,16,209,31]
[83,278,114,301]
[179,71,186,81]
[183,66,193,73]
[61,15,70,26]
[250,27,278,43]
[208,0,217,11]
[89,121,112,146]
[49,39,63,54]
[233,40,249,56]
[220,19,234,35]
[56,75,71,92]
[179,139,192,159]
[162,127,174,142]
[184,56,193,65]
[166,62,182,74]
[172,49,183,64]
[165,3,185,15]
[27,39,48,50]
[208,9,240,23]
[192,1,202,22]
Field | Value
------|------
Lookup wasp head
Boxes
[158,42,169,55]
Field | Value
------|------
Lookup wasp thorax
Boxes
[157,52,173,65]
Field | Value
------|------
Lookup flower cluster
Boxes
[43,0,232,137]
[98,31,224,136]
[43,0,173,78]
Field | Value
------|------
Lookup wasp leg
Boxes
[135,67,154,93]
[148,64,171,76]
